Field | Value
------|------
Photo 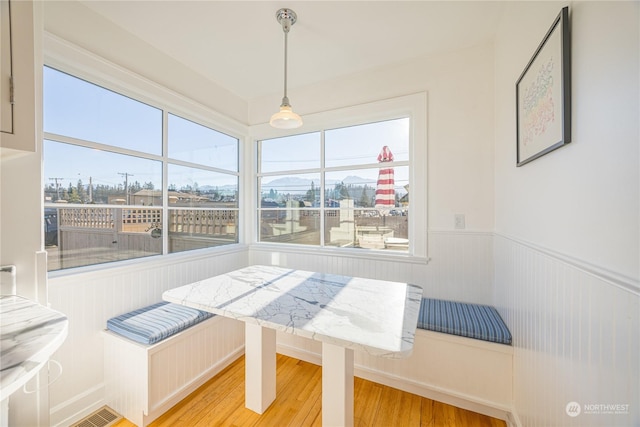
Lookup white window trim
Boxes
[43,32,249,277]
[249,92,428,261]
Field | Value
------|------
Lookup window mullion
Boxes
[162,110,169,255]
[43,132,165,162]
[320,130,326,247]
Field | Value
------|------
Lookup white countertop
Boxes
[0,295,68,401]
[163,265,422,358]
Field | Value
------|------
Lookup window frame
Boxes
[250,92,428,261]
[44,34,248,276]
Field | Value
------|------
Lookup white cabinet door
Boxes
[0,0,12,134]
[0,0,36,154]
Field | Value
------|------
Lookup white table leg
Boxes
[244,323,276,414]
[322,343,354,427]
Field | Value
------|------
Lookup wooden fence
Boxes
[47,207,238,270]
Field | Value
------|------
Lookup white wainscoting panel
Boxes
[47,248,248,427]
[250,230,495,305]
[494,234,639,427]
[104,316,244,427]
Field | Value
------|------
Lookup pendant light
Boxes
[270,8,303,129]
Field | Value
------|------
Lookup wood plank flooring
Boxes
[113,354,506,427]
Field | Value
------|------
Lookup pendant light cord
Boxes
[284,30,288,101]
[282,23,290,106]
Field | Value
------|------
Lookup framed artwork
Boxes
[516,6,571,166]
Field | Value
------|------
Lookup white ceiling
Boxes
[74,1,505,101]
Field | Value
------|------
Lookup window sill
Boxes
[47,243,249,280]
[249,242,429,265]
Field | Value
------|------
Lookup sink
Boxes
[0,295,68,401]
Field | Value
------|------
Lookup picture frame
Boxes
[516,6,571,166]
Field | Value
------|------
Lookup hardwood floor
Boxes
[113,354,506,427]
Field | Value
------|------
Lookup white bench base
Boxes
[103,316,244,427]
[276,328,515,425]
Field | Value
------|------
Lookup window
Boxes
[43,66,240,271]
[257,118,411,252]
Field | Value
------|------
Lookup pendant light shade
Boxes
[270,104,303,129]
[270,8,302,129]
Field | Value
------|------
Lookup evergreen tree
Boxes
[359,184,371,207]
[129,180,142,194]
[67,187,81,203]
[76,179,88,203]
[305,181,316,203]
[339,182,350,199]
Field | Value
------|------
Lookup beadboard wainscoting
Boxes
[494,234,639,427]
[250,230,495,305]
[46,230,494,426]
[47,248,249,427]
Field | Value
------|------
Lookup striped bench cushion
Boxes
[417,298,512,345]
[107,301,214,345]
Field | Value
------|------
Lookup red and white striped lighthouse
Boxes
[375,146,395,211]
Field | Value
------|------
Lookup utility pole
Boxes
[49,177,64,200]
[118,172,134,204]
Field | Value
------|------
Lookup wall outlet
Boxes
[454,214,466,229]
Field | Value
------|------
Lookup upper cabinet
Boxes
[1,0,36,156]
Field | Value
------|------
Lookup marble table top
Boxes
[0,295,68,401]
[163,265,422,358]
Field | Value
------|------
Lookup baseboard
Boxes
[276,341,518,425]
[354,364,513,423]
[276,342,322,365]
[506,410,523,427]
[50,383,105,427]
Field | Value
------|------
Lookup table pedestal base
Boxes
[245,323,276,414]
[322,343,354,427]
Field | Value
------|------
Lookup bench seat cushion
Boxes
[107,301,214,345]
[417,298,512,345]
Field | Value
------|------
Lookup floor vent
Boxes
[71,406,122,427]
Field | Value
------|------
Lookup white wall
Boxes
[0,3,52,425]
[494,1,639,282]
[493,2,639,425]
[250,231,494,304]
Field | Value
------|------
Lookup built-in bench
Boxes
[103,301,244,427]
[276,297,515,424]
[104,297,514,426]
